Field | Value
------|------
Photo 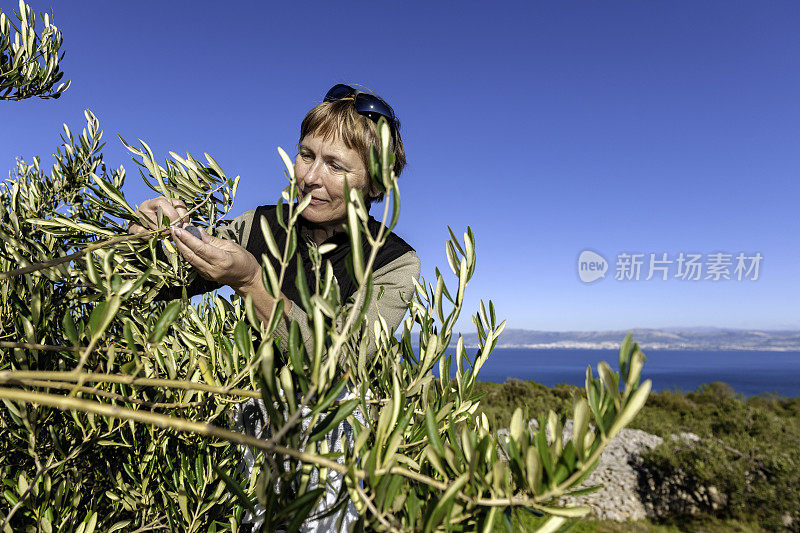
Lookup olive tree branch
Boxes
[0,181,226,281]
[353,482,402,533]
[0,416,120,531]
[0,371,260,399]
[0,387,594,511]
[6,378,208,409]
[326,186,393,366]
[0,440,89,530]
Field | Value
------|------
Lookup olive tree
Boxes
[0,0,69,101]
[0,3,651,532]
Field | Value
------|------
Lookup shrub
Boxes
[478,380,800,531]
[638,386,800,531]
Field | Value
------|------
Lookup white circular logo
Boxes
[578,250,608,283]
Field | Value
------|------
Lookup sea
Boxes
[441,348,800,398]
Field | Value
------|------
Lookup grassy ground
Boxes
[492,512,764,532]
[476,379,800,532]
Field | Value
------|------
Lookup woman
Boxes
[130,85,419,530]
[129,84,420,356]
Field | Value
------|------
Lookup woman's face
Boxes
[295,131,372,228]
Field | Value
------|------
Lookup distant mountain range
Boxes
[460,328,800,351]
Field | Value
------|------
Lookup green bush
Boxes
[478,379,800,531]
[638,384,800,531]
[474,379,579,431]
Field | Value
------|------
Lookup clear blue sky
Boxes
[2,1,799,332]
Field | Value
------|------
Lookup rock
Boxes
[559,427,662,521]
[670,431,701,444]
[495,419,729,522]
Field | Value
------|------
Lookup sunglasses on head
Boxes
[324,84,399,136]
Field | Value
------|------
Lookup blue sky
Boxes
[2,1,798,332]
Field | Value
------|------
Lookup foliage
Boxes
[0,112,652,532]
[0,109,245,533]
[474,380,577,432]
[0,4,651,529]
[499,514,762,533]
[478,379,800,531]
[639,383,800,531]
[0,0,69,101]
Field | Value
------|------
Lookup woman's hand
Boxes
[128,196,188,235]
[170,226,261,293]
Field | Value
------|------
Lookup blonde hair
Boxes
[298,97,406,204]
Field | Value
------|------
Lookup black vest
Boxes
[244,205,414,309]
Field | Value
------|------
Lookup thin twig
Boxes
[9,378,208,409]
[0,340,145,356]
[0,371,260,399]
[0,230,165,280]
[129,517,167,533]
[266,383,319,446]
[353,483,402,533]
[0,386,349,474]
[0,436,90,530]
[71,334,102,381]
[327,185,393,366]
[0,181,227,281]
[0,387,572,510]
[0,341,83,353]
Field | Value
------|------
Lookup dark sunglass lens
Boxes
[353,93,395,124]
[324,84,355,102]
[360,111,382,123]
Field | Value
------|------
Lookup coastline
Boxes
[459,327,800,352]
[465,343,800,351]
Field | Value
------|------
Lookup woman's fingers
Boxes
[198,232,234,251]
[169,226,259,289]
[170,230,212,275]
[129,197,192,235]
[160,198,189,225]
[138,197,189,228]
[128,222,147,235]
[153,201,180,226]
[133,206,159,230]
[170,227,225,270]
[174,202,189,225]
